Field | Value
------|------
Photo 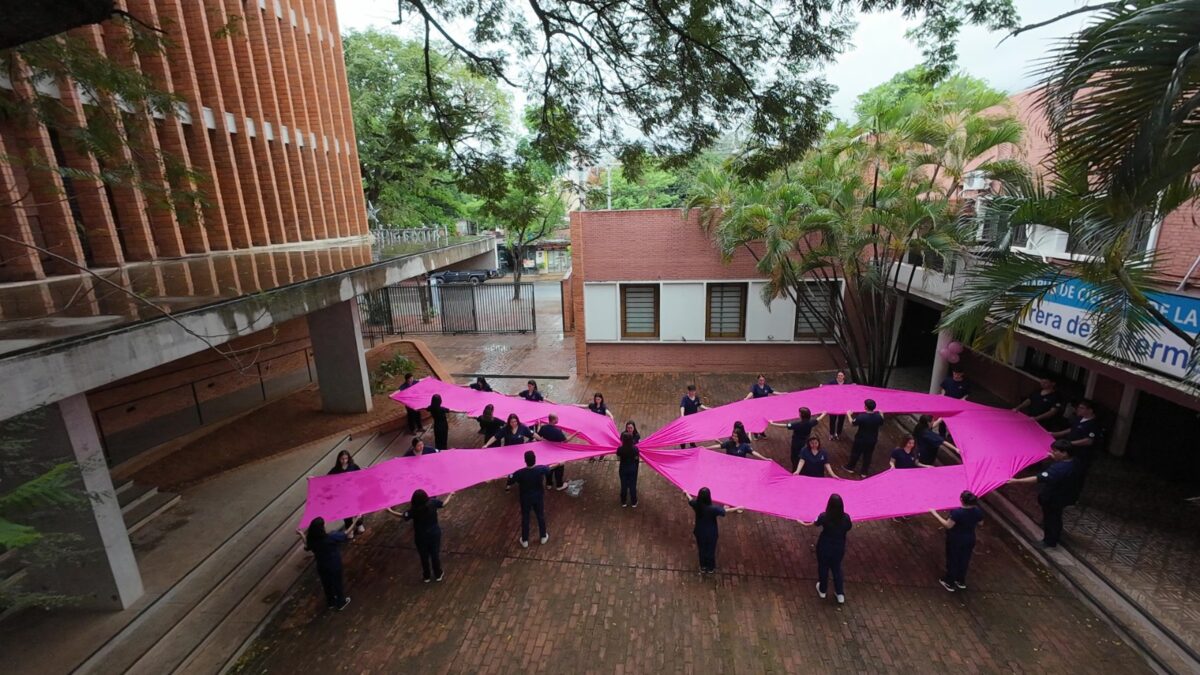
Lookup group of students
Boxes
[302,367,1099,611]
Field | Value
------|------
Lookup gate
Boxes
[359,282,536,338]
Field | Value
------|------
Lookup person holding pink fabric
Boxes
[799,493,851,604]
[822,370,850,439]
[685,487,744,574]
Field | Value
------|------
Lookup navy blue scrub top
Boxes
[787,419,820,449]
[681,395,703,415]
[508,466,551,497]
[690,500,726,537]
[797,447,829,477]
[750,383,774,398]
[403,498,445,535]
[947,506,983,540]
[940,376,971,400]
[852,412,884,443]
[519,390,545,402]
[890,447,920,469]
[537,424,568,442]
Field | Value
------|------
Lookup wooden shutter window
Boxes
[795,281,836,339]
[706,283,747,339]
[621,284,659,338]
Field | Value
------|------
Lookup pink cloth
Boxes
[299,441,612,527]
[390,378,621,446]
[300,382,1052,527]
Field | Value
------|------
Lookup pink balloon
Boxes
[938,348,950,360]
[947,341,964,355]
[947,353,961,364]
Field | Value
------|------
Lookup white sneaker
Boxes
[816,582,826,599]
[519,538,529,548]
[836,594,845,605]
[540,534,549,544]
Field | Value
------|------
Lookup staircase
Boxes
[117,480,182,534]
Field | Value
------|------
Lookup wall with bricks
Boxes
[0,0,368,282]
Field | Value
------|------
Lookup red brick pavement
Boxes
[231,286,1150,673]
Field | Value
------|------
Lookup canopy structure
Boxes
[299,382,1051,527]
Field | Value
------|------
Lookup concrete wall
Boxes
[583,341,834,374]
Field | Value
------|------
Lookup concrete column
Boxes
[15,395,144,609]
[929,327,953,394]
[1084,370,1099,398]
[306,300,373,413]
[1108,384,1139,457]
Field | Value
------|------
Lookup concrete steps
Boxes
[72,431,401,675]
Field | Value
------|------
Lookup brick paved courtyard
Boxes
[232,284,1153,674]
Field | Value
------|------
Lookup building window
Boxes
[962,170,989,191]
[706,283,747,339]
[620,284,659,338]
[795,281,838,339]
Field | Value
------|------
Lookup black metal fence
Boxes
[359,282,536,339]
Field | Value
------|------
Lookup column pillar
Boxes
[929,326,953,395]
[306,300,373,413]
[15,395,144,609]
[1108,384,1139,457]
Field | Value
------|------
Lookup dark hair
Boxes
[481,403,495,421]
[960,490,978,506]
[411,489,430,515]
[527,379,539,390]
[548,413,559,423]
[593,392,605,403]
[1076,398,1095,412]
[864,399,877,411]
[618,432,638,460]
[798,407,811,421]
[429,394,443,409]
[475,376,489,386]
[806,435,821,449]
[913,414,934,436]
[524,450,536,466]
[950,366,965,374]
[823,494,848,527]
[335,450,352,467]
[403,372,414,381]
[305,518,327,551]
[687,384,697,392]
[411,437,422,449]
[757,374,767,380]
[731,422,750,444]
[901,434,915,449]
[507,413,520,428]
[692,487,713,513]
[624,420,638,432]
[1051,439,1075,456]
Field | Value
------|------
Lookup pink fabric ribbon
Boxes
[299,382,1052,527]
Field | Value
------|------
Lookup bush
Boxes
[371,353,416,394]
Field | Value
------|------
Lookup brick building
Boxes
[0,2,495,611]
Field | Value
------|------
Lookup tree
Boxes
[584,161,687,211]
[343,30,510,228]
[940,0,1200,380]
[479,140,567,299]
[689,76,1023,385]
[394,0,1018,179]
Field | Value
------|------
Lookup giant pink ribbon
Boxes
[300,382,1052,527]
[390,378,622,446]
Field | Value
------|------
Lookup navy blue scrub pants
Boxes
[545,465,565,488]
[1040,497,1065,547]
[434,421,449,453]
[695,532,718,571]
[415,528,443,580]
[943,534,975,585]
[520,494,547,542]
[816,545,845,596]
[317,563,345,607]
[847,440,876,475]
[829,415,846,437]
[619,464,639,505]
[406,408,423,433]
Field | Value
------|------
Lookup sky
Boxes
[332,0,1091,121]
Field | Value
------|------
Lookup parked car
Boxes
[430,269,500,284]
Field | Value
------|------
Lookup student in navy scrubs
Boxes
[327,450,364,534]
[623,420,641,443]
[469,376,493,392]
[1013,376,1065,429]
[484,413,535,447]
[845,399,884,475]
[888,435,929,470]
[799,493,852,604]
[792,436,839,478]
[506,450,562,547]
[768,407,827,473]
[476,404,505,447]
[685,487,743,573]
[1051,399,1103,501]
[300,517,350,610]
[426,393,451,452]
[939,367,971,400]
[405,438,439,456]
[930,490,983,592]
[678,384,708,448]
[387,489,453,583]
[743,375,781,438]
[399,372,424,434]
[912,415,961,466]
[704,423,771,461]
[581,392,614,418]
[534,414,575,490]
[616,431,641,508]
[822,371,849,439]
[1008,441,1078,548]
[518,380,545,402]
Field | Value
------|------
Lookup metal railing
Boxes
[359,281,536,341]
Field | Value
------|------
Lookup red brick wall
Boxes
[575,208,764,281]
[584,342,831,374]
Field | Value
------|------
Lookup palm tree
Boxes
[940,0,1200,378]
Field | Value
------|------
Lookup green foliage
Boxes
[372,353,417,395]
[689,75,1021,385]
[394,0,1018,178]
[941,0,1200,378]
[343,29,510,228]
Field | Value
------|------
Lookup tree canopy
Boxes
[393,0,1018,179]
[343,29,510,228]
